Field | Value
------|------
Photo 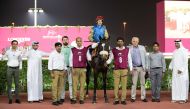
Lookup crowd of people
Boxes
[0,16,189,106]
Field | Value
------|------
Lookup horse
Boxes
[86,39,111,103]
[85,45,92,98]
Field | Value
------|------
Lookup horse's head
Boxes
[99,50,109,61]
[96,42,110,62]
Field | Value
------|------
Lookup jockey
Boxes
[88,16,109,43]
[87,16,109,61]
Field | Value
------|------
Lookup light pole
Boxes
[123,22,127,36]
[28,0,44,26]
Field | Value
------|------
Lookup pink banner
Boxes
[0,26,92,53]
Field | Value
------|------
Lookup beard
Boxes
[118,45,123,48]
[12,46,17,50]
[63,42,68,46]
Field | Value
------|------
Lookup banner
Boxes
[0,26,92,53]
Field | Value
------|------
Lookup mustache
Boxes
[63,43,68,45]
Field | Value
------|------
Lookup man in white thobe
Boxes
[0,54,2,60]
[24,42,49,102]
[169,39,189,104]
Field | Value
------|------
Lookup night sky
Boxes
[0,0,181,46]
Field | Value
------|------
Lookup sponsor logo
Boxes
[42,30,62,42]
[8,37,30,44]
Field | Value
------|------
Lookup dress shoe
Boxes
[60,99,65,103]
[9,99,12,104]
[121,101,127,105]
[179,101,186,104]
[79,100,84,104]
[28,101,33,103]
[113,101,119,105]
[71,99,77,104]
[131,99,135,102]
[171,100,177,103]
[15,99,21,104]
[52,102,59,106]
[152,99,156,102]
[142,99,148,102]
[156,99,160,102]
[57,101,63,104]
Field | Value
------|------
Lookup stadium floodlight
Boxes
[27,0,44,26]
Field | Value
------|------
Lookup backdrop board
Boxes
[0,26,92,53]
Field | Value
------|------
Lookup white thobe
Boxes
[169,48,189,101]
[0,54,2,60]
[25,49,49,101]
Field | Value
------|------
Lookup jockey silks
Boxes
[92,25,106,42]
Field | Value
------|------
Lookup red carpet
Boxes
[0,90,190,109]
